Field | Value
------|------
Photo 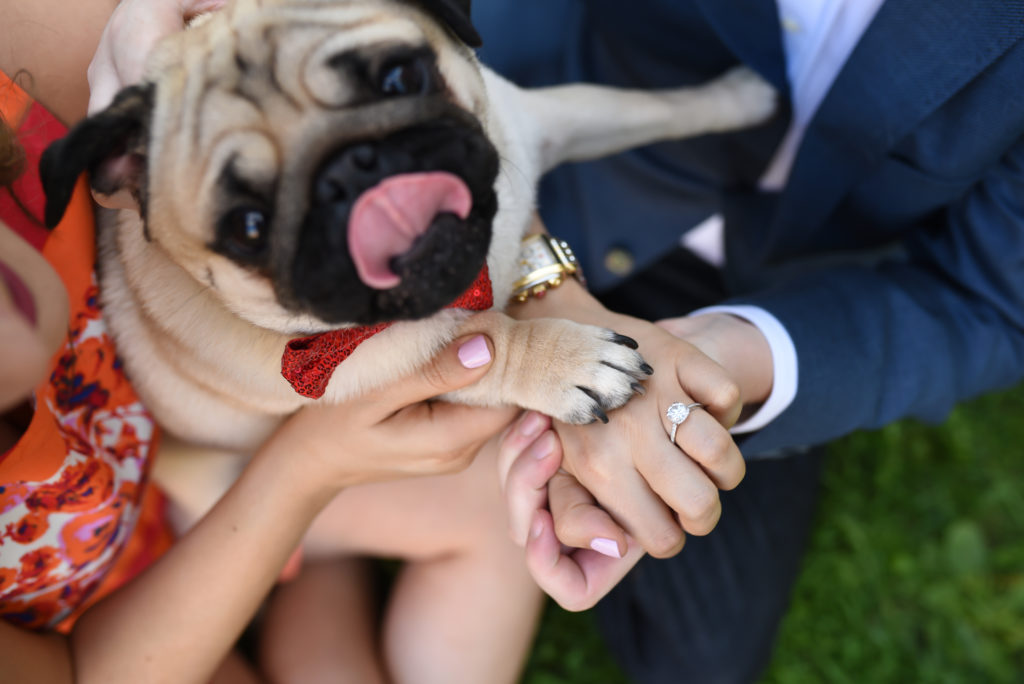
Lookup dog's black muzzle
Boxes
[283,113,499,326]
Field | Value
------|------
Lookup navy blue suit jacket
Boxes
[476,0,1024,455]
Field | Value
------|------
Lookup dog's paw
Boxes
[534,323,652,425]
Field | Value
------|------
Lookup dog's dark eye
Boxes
[219,207,269,261]
[377,56,432,97]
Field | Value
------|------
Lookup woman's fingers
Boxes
[558,423,688,558]
[497,412,645,611]
[497,411,552,481]
[547,471,630,558]
[88,0,230,113]
[370,334,495,408]
[669,350,744,428]
[499,413,563,544]
[661,400,746,491]
[387,400,519,475]
[524,509,644,613]
[636,448,723,538]
[374,335,519,465]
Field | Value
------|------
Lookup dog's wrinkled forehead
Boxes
[149,0,482,115]
[140,0,487,228]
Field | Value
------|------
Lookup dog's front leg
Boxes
[443,312,650,424]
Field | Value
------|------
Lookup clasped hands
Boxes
[498,276,772,611]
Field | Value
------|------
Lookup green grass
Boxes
[522,385,1024,683]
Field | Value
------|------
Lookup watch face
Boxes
[519,237,556,275]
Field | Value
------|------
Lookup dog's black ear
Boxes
[40,83,154,229]
[415,0,481,48]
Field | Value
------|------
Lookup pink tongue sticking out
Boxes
[347,172,473,289]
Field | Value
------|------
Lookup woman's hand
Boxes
[495,311,749,609]
[264,333,519,500]
[498,411,644,611]
[513,279,752,550]
[502,275,774,607]
[88,0,227,113]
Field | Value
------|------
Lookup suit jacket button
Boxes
[604,247,635,277]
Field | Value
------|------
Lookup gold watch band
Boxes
[511,234,585,303]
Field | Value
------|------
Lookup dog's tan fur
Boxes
[46,0,774,525]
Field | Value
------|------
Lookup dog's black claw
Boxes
[610,333,639,350]
[577,386,610,424]
[631,381,646,396]
[640,362,654,376]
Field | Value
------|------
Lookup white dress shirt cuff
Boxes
[688,305,798,434]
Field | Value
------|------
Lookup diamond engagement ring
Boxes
[666,402,704,444]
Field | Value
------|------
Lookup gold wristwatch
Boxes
[511,234,585,303]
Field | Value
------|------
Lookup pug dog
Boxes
[41,0,774,524]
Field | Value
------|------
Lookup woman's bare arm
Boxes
[0,335,515,684]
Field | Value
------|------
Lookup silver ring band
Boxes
[666,402,704,443]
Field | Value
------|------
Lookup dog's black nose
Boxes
[291,116,500,325]
[314,143,379,205]
[351,144,378,170]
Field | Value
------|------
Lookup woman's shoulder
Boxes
[0,69,171,633]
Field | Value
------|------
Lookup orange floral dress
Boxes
[0,73,173,632]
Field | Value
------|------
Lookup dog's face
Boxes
[43,0,500,332]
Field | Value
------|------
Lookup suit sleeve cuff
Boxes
[688,304,798,434]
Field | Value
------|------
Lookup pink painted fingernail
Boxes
[457,335,491,368]
[590,538,622,559]
[530,514,544,540]
[518,412,546,439]
[528,432,555,460]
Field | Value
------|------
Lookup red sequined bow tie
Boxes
[281,266,493,398]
